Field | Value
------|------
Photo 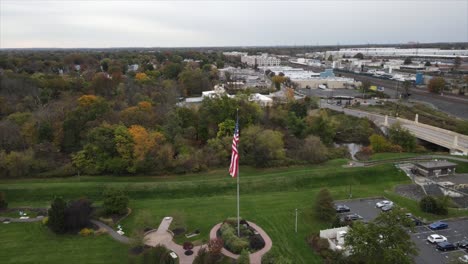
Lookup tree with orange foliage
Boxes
[135,72,149,82]
[78,95,98,107]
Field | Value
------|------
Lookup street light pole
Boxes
[295,209,298,233]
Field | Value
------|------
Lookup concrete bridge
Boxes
[321,102,468,156]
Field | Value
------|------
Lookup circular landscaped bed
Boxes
[216,218,266,254]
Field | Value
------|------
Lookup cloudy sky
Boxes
[1,0,467,48]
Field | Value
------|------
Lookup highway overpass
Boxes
[321,102,468,156]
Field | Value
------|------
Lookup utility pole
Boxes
[295,209,298,233]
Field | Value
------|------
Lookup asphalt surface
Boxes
[335,198,387,223]
[411,218,468,264]
[287,62,468,120]
[337,71,468,120]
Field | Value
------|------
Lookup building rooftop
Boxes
[416,161,457,169]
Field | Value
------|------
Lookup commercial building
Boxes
[241,54,280,67]
[223,51,248,57]
[326,47,468,59]
[415,161,457,177]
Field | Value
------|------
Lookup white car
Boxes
[376,200,393,208]
[459,255,468,263]
[427,234,447,244]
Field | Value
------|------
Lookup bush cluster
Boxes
[0,192,7,209]
[79,228,94,236]
[219,223,249,254]
[47,197,93,234]
[128,245,175,264]
[419,195,449,215]
[102,188,129,216]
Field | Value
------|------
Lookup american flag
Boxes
[229,121,239,178]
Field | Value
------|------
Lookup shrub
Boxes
[238,249,250,264]
[249,234,265,250]
[47,197,67,234]
[307,234,330,253]
[419,195,448,215]
[79,228,94,236]
[227,237,249,254]
[315,188,336,223]
[64,198,92,232]
[193,247,223,264]
[102,187,129,215]
[41,216,49,225]
[208,238,224,255]
[262,250,293,264]
[183,241,194,250]
[0,192,7,209]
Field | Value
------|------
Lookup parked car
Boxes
[436,241,457,251]
[376,200,393,208]
[336,205,351,213]
[429,221,448,230]
[381,204,394,212]
[456,239,468,249]
[427,234,447,244]
[459,255,468,263]
[345,214,362,221]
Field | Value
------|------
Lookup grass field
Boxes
[1,158,468,264]
[0,222,128,264]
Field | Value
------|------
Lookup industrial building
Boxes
[241,53,281,67]
[326,47,468,59]
[415,161,457,177]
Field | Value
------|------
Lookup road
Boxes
[286,62,468,119]
[337,71,468,120]
[322,102,468,154]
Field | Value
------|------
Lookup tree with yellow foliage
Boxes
[135,72,149,82]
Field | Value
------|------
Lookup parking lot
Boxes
[411,218,468,264]
[335,197,386,222]
[335,198,468,263]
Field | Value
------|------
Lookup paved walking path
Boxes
[144,217,202,264]
[209,221,272,264]
[0,216,44,223]
[90,219,131,244]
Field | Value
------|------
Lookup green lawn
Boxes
[1,159,468,264]
[0,222,128,264]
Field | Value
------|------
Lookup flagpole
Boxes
[236,108,240,237]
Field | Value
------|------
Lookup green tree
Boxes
[428,77,446,94]
[388,123,416,152]
[242,125,285,167]
[308,111,335,145]
[315,188,336,222]
[353,53,364,59]
[47,197,67,234]
[345,209,418,264]
[296,135,328,164]
[178,68,210,96]
[0,192,7,209]
[419,195,448,215]
[402,80,412,99]
[404,57,412,65]
[327,55,333,61]
[217,119,235,138]
[102,187,129,215]
[369,134,391,153]
[454,56,461,70]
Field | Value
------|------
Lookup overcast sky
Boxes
[1,1,467,48]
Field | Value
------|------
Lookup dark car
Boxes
[336,205,351,213]
[436,242,458,252]
[345,213,362,221]
[456,239,468,249]
[429,221,448,230]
